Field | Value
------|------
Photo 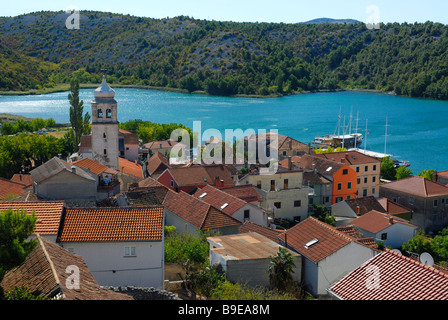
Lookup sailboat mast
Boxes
[364,119,368,153]
[384,116,390,155]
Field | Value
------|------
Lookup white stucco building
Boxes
[57,207,165,288]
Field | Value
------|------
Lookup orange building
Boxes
[299,154,357,205]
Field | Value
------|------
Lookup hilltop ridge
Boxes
[1,11,448,100]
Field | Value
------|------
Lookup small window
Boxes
[337,183,342,191]
[274,202,281,209]
[357,178,361,184]
[343,169,348,175]
[294,200,301,207]
[372,176,376,183]
[124,246,136,257]
[336,196,343,203]
[373,165,377,171]
[356,166,360,173]
[409,197,415,205]
[170,180,174,188]
[244,210,250,220]
[106,109,112,118]
[293,216,301,223]
[364,177,368,184]
[347,182,352,189]
[434,199,439,207]
[103,132,106,139]
[346,195,351,200]
[104,149,107,155]
[372,187,376,194]
[257,180,262,189]
[98,109,103,118]
[270,180,275,191]
[363,189,368,197]
[282,151,287,156]
[284,179,289,190]
[381,233,387,240]
[365,166,369,172]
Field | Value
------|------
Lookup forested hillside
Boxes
[1,11,448,100]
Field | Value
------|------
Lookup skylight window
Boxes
[220,203,229,209]
[326,167,332,172]
[199,193,207,199]
[304,238,319,249]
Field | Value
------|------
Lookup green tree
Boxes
[0,209,37,299]
[312,205,336,226]
[381,156,397,180]
[395,166,413,180]
[68,78,90,151]
[267,247,296,292]
[418,169,437,181]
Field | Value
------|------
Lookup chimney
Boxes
[389,216,394,224]
[341,158,345,163]
[356,205,360,215]
[287,157,292,170]
[312,163,316,172]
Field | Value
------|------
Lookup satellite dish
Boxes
[419,252,434,267]
[392,249,402,255]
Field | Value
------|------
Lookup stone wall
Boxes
[101,286,181,300]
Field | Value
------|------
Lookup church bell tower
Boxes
[90,76,119,170]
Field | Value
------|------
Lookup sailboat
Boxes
[312,108,363,149]
[349,117,410,168]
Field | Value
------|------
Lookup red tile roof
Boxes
[219,184,263,203]
[72,157,118,175]
[118,157,143,179]
[163,190,241,231]
[0,178,27,200]
[377,197,412,215]
[380,176,448,197]
[314,150,381,165]
[58,207,164,242]
[328,249,448,300]
[0,201,65,235]
[0,235,133,300]
[10,174,33,187]
[279,217,375,263]
[163,164,234,187]
[146,152,169,176]
[350,210,417,234]
[193,185,246,215]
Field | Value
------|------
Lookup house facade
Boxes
[237,168,310,223]
[57,207,165,288]
[278,217,378,297]
[315,151,381,198]
[194,184,269,227]
[379,176,448,233]
[299,154,358,205]
[350,210,418,248]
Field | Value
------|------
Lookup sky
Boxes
[2,0,448,25]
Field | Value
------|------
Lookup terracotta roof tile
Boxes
[72,157,118,175]
[329,249,448,300]
[163,190,241,231]
[164,164,234,187]
[58,207,164,242]
[350,210,417,234]
[146,152,169,176]
[298,154,345,177]
[315,150,381,165]
[0,235,133,300]
[344,196,387,215]
[10,174,33,187]
[118,157,143,179]
[380,176,448,197]
[219,184,263,203]
[279,217,371,263]
[0,178,27,200]
[377,197,412,215]
[0,201,65,235]
[193,185,246,215]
